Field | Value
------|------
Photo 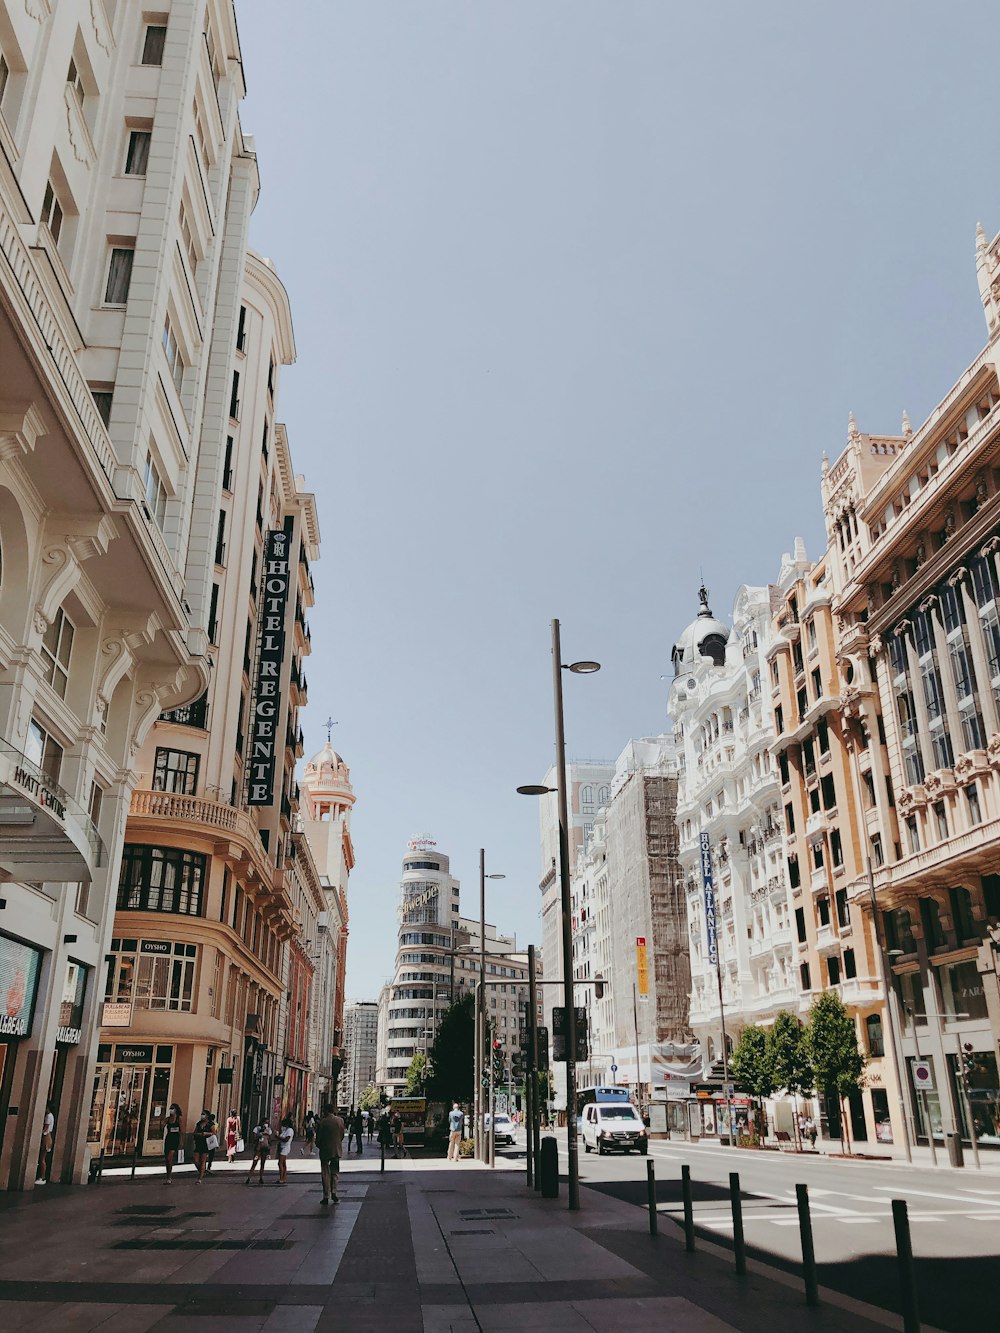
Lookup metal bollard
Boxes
[892,1199,921,1333]
[646,1158,657,1236]
[681,1164,695,1252]
[131,1145,139,1180]
[729,1172,746,1276]
[380,1141,385,1174]
[795,1183,819,1307]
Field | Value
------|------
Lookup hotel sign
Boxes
[699,832,719,968]
[248,525,293,806]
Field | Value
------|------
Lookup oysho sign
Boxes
[248,524,293,806]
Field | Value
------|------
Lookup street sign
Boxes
[722,1082,735,1097]
[699,832,719,967]
[610,1063,618,1074]
[636,937,649,999]
[911,1059,934,1091]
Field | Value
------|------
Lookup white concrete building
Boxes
[0,0,261,1188]
[341,1000,377,1108]
[668,584,798,1114]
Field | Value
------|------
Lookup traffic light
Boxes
[552,1007,588,1061]
[962,1042,977,1077]
[537,1025,550,1071]
[594,975,605,1000]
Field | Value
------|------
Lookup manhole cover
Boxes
[458,1208,516,1220]
[451,1228,495,1236]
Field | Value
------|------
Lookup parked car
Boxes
[581,1101,648,1154]
[485,1113,516,1146]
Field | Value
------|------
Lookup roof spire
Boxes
[901,409,912,436]
[325,716,338,744]
[848,411,859,440]
[977,221,988,254]
[698,582,711,616]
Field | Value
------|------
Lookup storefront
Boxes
[0,933,43,1156]
[88,1043,174,1157]
[689,1087,753,1138]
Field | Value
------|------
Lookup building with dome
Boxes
[669,577,798,1136]
[299,740,355,1111]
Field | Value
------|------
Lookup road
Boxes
[496,1132,998,1331]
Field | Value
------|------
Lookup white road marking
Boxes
[872,1185,1000,1206]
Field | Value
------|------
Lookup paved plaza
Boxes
[0,1152,906,1332]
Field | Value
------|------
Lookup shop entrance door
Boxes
[105,1066,149,1156]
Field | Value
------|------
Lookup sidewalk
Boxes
[0,1150,919,1332]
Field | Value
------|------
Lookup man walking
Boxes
[315,1103,345,1207]
[447,1102,464,1162]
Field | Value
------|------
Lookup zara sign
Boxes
[248,523,293,806]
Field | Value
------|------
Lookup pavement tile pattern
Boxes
[0,1155,899,1332]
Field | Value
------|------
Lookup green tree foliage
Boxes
[358,1084,381,1111]
[426,991,475,1102]
[405,1051,427,1096]
[766,1010,814,1149]
[730,1025,774,1100]
[807,991,866,1154]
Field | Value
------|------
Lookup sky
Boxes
[236,1,1000,1000]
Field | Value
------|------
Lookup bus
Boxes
[576,1085,632,1120]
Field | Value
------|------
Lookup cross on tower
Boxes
[325,716,338,743]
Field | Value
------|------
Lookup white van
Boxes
[581,1101,648,1155]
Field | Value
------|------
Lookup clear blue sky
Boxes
[237,1,1000,999]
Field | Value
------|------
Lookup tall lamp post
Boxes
[475,849,505,1162]
[518,618,600,1212]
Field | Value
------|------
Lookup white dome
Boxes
[671,586,730,674]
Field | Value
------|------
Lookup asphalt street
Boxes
[495,1132,999,1332]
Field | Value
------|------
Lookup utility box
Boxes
[539,1136,559,1198]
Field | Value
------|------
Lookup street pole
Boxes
[528,943,541,1187]
[632,983,643,1115]
[488,1017,496,1167]
[474,980,482,1160]
[867,855,913,1162]
[716,954,734,1148]
[552,618,580,1210]
[479,847,487,1162]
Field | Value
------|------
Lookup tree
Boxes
[405,1052,427,1096]
[766,1010,814,1150]
[807,992,866,1155]
[426,991,475,1102]
[729,1025,774,1140]
[358,1084,381,1112]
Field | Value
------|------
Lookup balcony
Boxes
[815,924,839,955]
[0,740,104,882]
[805,810,830,841]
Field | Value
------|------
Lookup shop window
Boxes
[949,886,977,944]
[940,958,989,1020]
[920,896,948,950]
[884,907,915,954]
[117,844,206,916]
[152,747,199,795]
[105,939,197,1011]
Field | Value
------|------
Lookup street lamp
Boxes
[475,850,505,1163]
[518,619,600,1212]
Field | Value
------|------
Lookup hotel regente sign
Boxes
[248,524,293,806]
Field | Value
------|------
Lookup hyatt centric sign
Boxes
[248,524,293,806]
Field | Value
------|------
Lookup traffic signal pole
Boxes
[528,943,541,1189]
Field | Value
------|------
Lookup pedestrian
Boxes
[352,1108,364,1155]
[35,1100,55,1185]
[377,1112,392,1158]
[807,1117,818,1149]
[391,1111,404,1158]
[447,1102,464,1162]
[204,1109,220,1173]
[278,1116,294,1182]
[367,1111,374,1142]
[164,1103,182,1181]
[303,1109,316,1156]
[193,1109,212,1183]
[245,1122,272,1185]
[225,1108,242,1164]
[315,1102,345,1207]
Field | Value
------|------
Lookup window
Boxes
[106,938,197,1012]
[26,718,63,783]
[41,606,74,699]
[90,386,113,427]
[117,844,206,916]
[162,317,184,393]
[41,180,65,247]
[806,618,817,650]
[827,955,841,986]
[884,906,915,954]
[812,668,822,700]
[179,203,198,273]
[784,801,795,834]
[229,371,240,419]
[905,815,920,854]
[830,828,843,868]
[821,773,836,810]
[835,887,850,928]
[795,906,807,943]
[799,962,811,991]
[141,24,167,66]
[236,305,247,352]
[207,583,220,644]
[950,886,977,943]
[124,129,151,175]
[866,1014,885,1057]
[0,52,9,107]
[67,57,84,110]
[774,705,784,734]
[193,100,210,172]
[144,452,167,526]
[871,833,884,867]
[105,246,134,304]
[223,437,234,491]
[843,947,856,979]
[215,510,226,566]
[933,801,948,840]
[159,692,208,729]
[787,855,800,889]
[152,747,199,795]
[817,716,830,754]
[966,783,982,826]
[817,896,831,927]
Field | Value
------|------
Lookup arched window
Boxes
[581,785,594,807]
[597,786,609,804]
[866,1014,884,1057]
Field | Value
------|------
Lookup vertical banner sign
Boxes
[248,527,292,805]
[699,832,719,967]
[635,937,649,1000]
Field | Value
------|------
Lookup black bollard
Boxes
[729,1172,746,1276]
[131,1145,139,1180]
[681,1164,695,1252]
[380,1141,385,1174]
[795,1183,818,1307]
[646,1158,657,1236]
[892,1199,921,1333]
[539,1136,559,1198]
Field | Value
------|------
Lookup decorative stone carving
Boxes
[869,633,883,656]
[944,506,957,539]
[987,732,1000,766]
[32,609,48,637]
[90,0,111,51]
[924,768,956,798]
[65,88,87,164]
[915,536,927,568]
[976,470,990,505]
[947,566,968,588]
[0,403,46,461]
